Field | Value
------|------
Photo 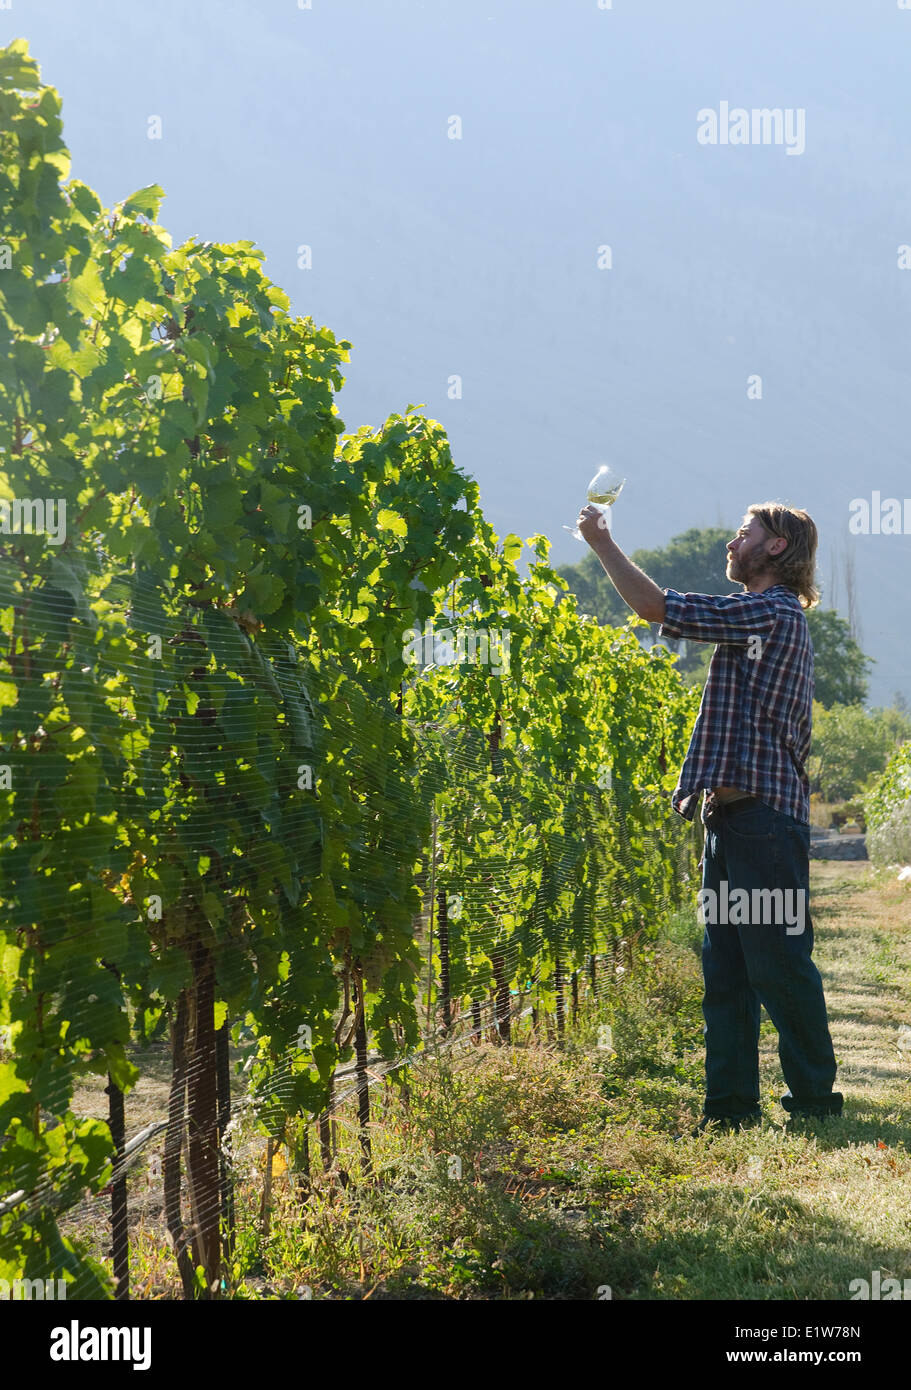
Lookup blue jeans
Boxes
[700,796,839,1120]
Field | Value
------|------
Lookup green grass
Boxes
[65,862,911,1300]
[212,863,909,1300]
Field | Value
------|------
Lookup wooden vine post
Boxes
[353,964,372,1175]
[105,1077,129,1301]
[436,887,451,1034]
[555,949,565,1039]
[185,937,221,1296]
[215,1020,235,1260]
[491,952,511,1042]
[164,995,197,1299]
[318,1074,334,1173]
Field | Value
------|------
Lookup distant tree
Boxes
[559,526,872,701]
[555,548,628,628]
[809,702,911,801]
[557,528,734,675]
[630,527,736,597]
[805,608,870,707]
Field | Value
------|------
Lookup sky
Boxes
[4,0,909,704]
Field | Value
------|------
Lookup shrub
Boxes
[865,742,911,866]
[810,703,911,802]
[829,799,867,832]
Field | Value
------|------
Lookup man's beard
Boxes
[727,544,770,586]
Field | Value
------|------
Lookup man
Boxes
[577,500,842,1131]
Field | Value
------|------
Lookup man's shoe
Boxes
[780,1090,844,1120]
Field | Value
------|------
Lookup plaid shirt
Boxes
[658,585,813,824]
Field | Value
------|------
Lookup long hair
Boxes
[747,502,819,609]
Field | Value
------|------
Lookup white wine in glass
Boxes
[565,465,626,540]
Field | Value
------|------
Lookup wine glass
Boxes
[565,464,626,540]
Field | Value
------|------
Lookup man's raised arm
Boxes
[577,506,666,623]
